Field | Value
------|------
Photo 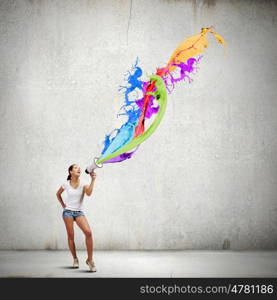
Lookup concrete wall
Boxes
[0,0,277,250]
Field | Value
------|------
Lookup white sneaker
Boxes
[86,260,97,272]
[73,258,79,268]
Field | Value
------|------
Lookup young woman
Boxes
[56,164,97,272]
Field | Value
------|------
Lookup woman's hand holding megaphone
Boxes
[90,171,96,181]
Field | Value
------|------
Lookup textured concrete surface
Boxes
[0,0,277,250]
[0,250,277,278]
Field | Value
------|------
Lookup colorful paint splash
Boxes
[96,27,226,165]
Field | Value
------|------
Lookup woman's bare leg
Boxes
[75,216,93,262]
[63,217,77,259]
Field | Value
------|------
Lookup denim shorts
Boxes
[62,209,85,220]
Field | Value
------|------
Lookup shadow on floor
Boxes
[58,266,78,270]
[78,270,94,273]
[58,266,94,273]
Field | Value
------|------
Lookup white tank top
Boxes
[61,180,87,211]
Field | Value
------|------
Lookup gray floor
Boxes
[0,250,277,278]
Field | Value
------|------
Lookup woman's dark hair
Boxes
[67,164,75,181]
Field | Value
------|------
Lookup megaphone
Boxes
[85,157,103,174]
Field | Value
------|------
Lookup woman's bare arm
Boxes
[56,187,66,208]
[85,172,96,196]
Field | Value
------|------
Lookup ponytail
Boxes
[67,164,75,181]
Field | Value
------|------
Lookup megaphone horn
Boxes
[85,157,103,174]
